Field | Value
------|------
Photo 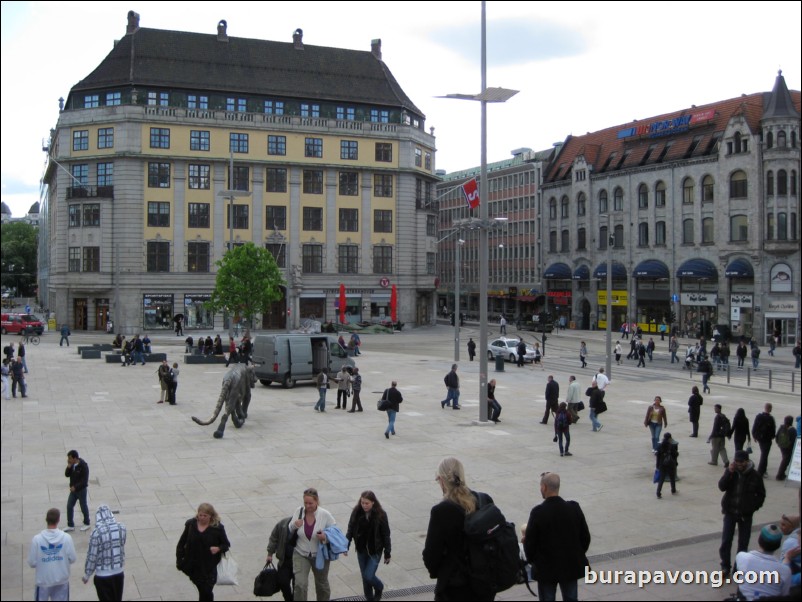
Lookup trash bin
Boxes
[495,353,505,372]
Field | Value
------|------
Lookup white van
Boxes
[251,333,354,388]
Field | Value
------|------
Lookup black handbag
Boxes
[253,561,281,597]
[576,400,585,412]
[596,399,608,414]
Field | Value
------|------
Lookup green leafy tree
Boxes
[0,222,38,297]
[205,243,285,325]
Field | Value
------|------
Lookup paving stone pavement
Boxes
[2,324,798,601]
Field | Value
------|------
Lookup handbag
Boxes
[217,551,239,586]
[595,399,608,414]
[576,400,585,412]
[253,561,281,597]
[377,398,390,411]
[653,469,661,483]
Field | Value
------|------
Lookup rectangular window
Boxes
[561,230,570,252]
[265,243,286,268]
[370,109,389,123]
[227,97,247,112]
[97,128,114,149]
[427,252,436,275]
[341,140,358,160]
[227,205,249,229]
[339,208,358,232]
[82,203,100,227]
[188,203,210,228]
[148,162,170,188]
[73,130,88,151]
[655,188,666,207]
[188,164,211,190]
[577,228,586,250]
[375,143,393,162]
[69,205,81,227]
[230,166,249,192]
[415,148,422,167]
[374,209,393,233]
[72,164,88,186]
[655,221,666,245]
[69,247,80,271]
[149,127,170,149]
[374,174,393,197]
[190,130,210,151]
[638,223,649,246]
[148,92,169,106]
[302,170,323,194]
[373,246,393,273]
[339,172,358,196]
[302,245,323,273]
[305,137,323,158]
[188,242,210,273]
[105,92,121,106]
[266,206,287,230]
[266,168,287,193]
[82,247,100,272]
[425,152,432,170]
[683,220,694,244]
[339,245,359,273]
[84,95,99,108]
[268,135,287,156]
[97,162,113,187]
[300,103,320,117]
[303,207,323,231]
[147,241,170,272]
[230,133,249,153]
[702,217,715,243]
[427,215,437,237]
[187,95,209,109]
[147,202,170,227]
[264,100,285,115]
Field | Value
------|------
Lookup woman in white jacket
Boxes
[289,488,336,601]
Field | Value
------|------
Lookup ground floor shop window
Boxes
[143,294,173,329]
[184,294,213,329]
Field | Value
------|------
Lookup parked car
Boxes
[487,337,536,363]
[1,313,44,335]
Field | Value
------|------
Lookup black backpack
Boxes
[717,414,731,439]
[463,493,524,595]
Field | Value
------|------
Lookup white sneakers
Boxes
[63,526,74,532]
[80,525,91,531]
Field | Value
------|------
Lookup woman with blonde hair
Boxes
[176,502,230,601]
[423,457,494,601]
[289,487,336,601]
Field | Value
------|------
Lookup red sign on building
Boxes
[461,178,480,209]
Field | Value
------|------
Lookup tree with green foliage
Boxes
[0,221,38,297]
[205,243,285,326]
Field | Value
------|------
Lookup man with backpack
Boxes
[752,403,777,478]
[523,472,590,601]
[707,404,731,466]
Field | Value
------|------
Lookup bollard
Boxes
[768,370,772,390]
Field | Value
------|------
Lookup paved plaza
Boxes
[1,323,798,601]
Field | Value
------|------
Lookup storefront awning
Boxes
[724,258,754,278]
[593,261,627,280]
[544,263,572,280]
[676,258,718,280]
[517,295,537,302]
[633,259,669,279]
[572,265,590,281]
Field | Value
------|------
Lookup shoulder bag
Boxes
[377,389,390,411]
[253,561,280,597]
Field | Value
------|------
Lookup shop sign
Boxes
[597,291,628,306]
[730,294,753,308]
[766,300,798,312]
[731,307,740,321]
[680,292,717,306]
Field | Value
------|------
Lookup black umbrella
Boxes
[173,313,185,323]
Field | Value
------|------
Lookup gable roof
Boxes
[68,25,424,116]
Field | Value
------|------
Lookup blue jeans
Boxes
[752,357,759,369]
[67,488,90,527]
[538,579,578,601]
[670,351,678,363]
[558,430,570,454]
[315,388,327,411]
[649,422,662,451]
[385,409,397,435]
[357,551,383,600]
[590,409,601,431]
[442,388,459,407]
[132,351,144,364]
[702,373,711,393]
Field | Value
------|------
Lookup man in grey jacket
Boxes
[266,516,294,601]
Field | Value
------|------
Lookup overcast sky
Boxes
[2,1,800,218]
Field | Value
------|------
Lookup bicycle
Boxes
[22,328,40,345]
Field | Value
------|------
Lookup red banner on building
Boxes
[461,178,480,209]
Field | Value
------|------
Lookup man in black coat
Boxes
[524,472,590,601]
[65,450,90,531]
[751,403,776,478]
[541,375,559,424]
[717,449,766,575]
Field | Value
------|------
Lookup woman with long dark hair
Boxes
[176,503,231,601]
[345,491,391,601]
[730,408,751,452]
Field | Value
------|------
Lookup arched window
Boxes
[767,171,774,195]
[729,171,747,198]
[702,217,714,243]
[766,131,774,149]
[702,175,715,202]
[614,224,624,248]
[734,132,748,153]
[638,183,649,209]
[577,192,586,216]
[682,177,695,204]
[560,196,569,218]
[599,226,608,250]
[614,187,624,211]
[683,219,694,244]
[777,170,788,195]
[655,221,666,245]
[777,131,787,148]
[655,181,666,207]
[778,213,788,240]
[638,222,649,246]
[730,215,748,241]
[549,198,557,220]
[598,189,608,214]
[792,131,798,148]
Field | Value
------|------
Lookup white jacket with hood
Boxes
[28,527,76,586]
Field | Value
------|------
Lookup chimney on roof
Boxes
[126,11,140,35]
[293,28,304,49]
[371,39,382,59]
[217,20,228,42]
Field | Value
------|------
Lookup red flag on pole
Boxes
[390,285,398,323]
[461,178,480,209]
[339,284,347,324]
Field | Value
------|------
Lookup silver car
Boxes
[488,337,536,362]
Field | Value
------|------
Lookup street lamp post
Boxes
[454,238,465,361]
[606,228,614,378]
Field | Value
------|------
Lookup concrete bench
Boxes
[80,349,102,359]
[105,352,168,364]
[77,344,115,354]
[184,354,228,364]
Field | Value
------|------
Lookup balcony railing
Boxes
[66,186,114,199]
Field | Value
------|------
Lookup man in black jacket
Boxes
[752,403,777,478]
[541,375,559,424]
[524,472,590,601]
[266,516,295,601]
[717,449,766,576]
[440,364,460,410]
[65,450,90,532]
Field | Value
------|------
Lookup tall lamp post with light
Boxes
[439,1,517,423]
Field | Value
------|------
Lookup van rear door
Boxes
[289,336,313,379]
